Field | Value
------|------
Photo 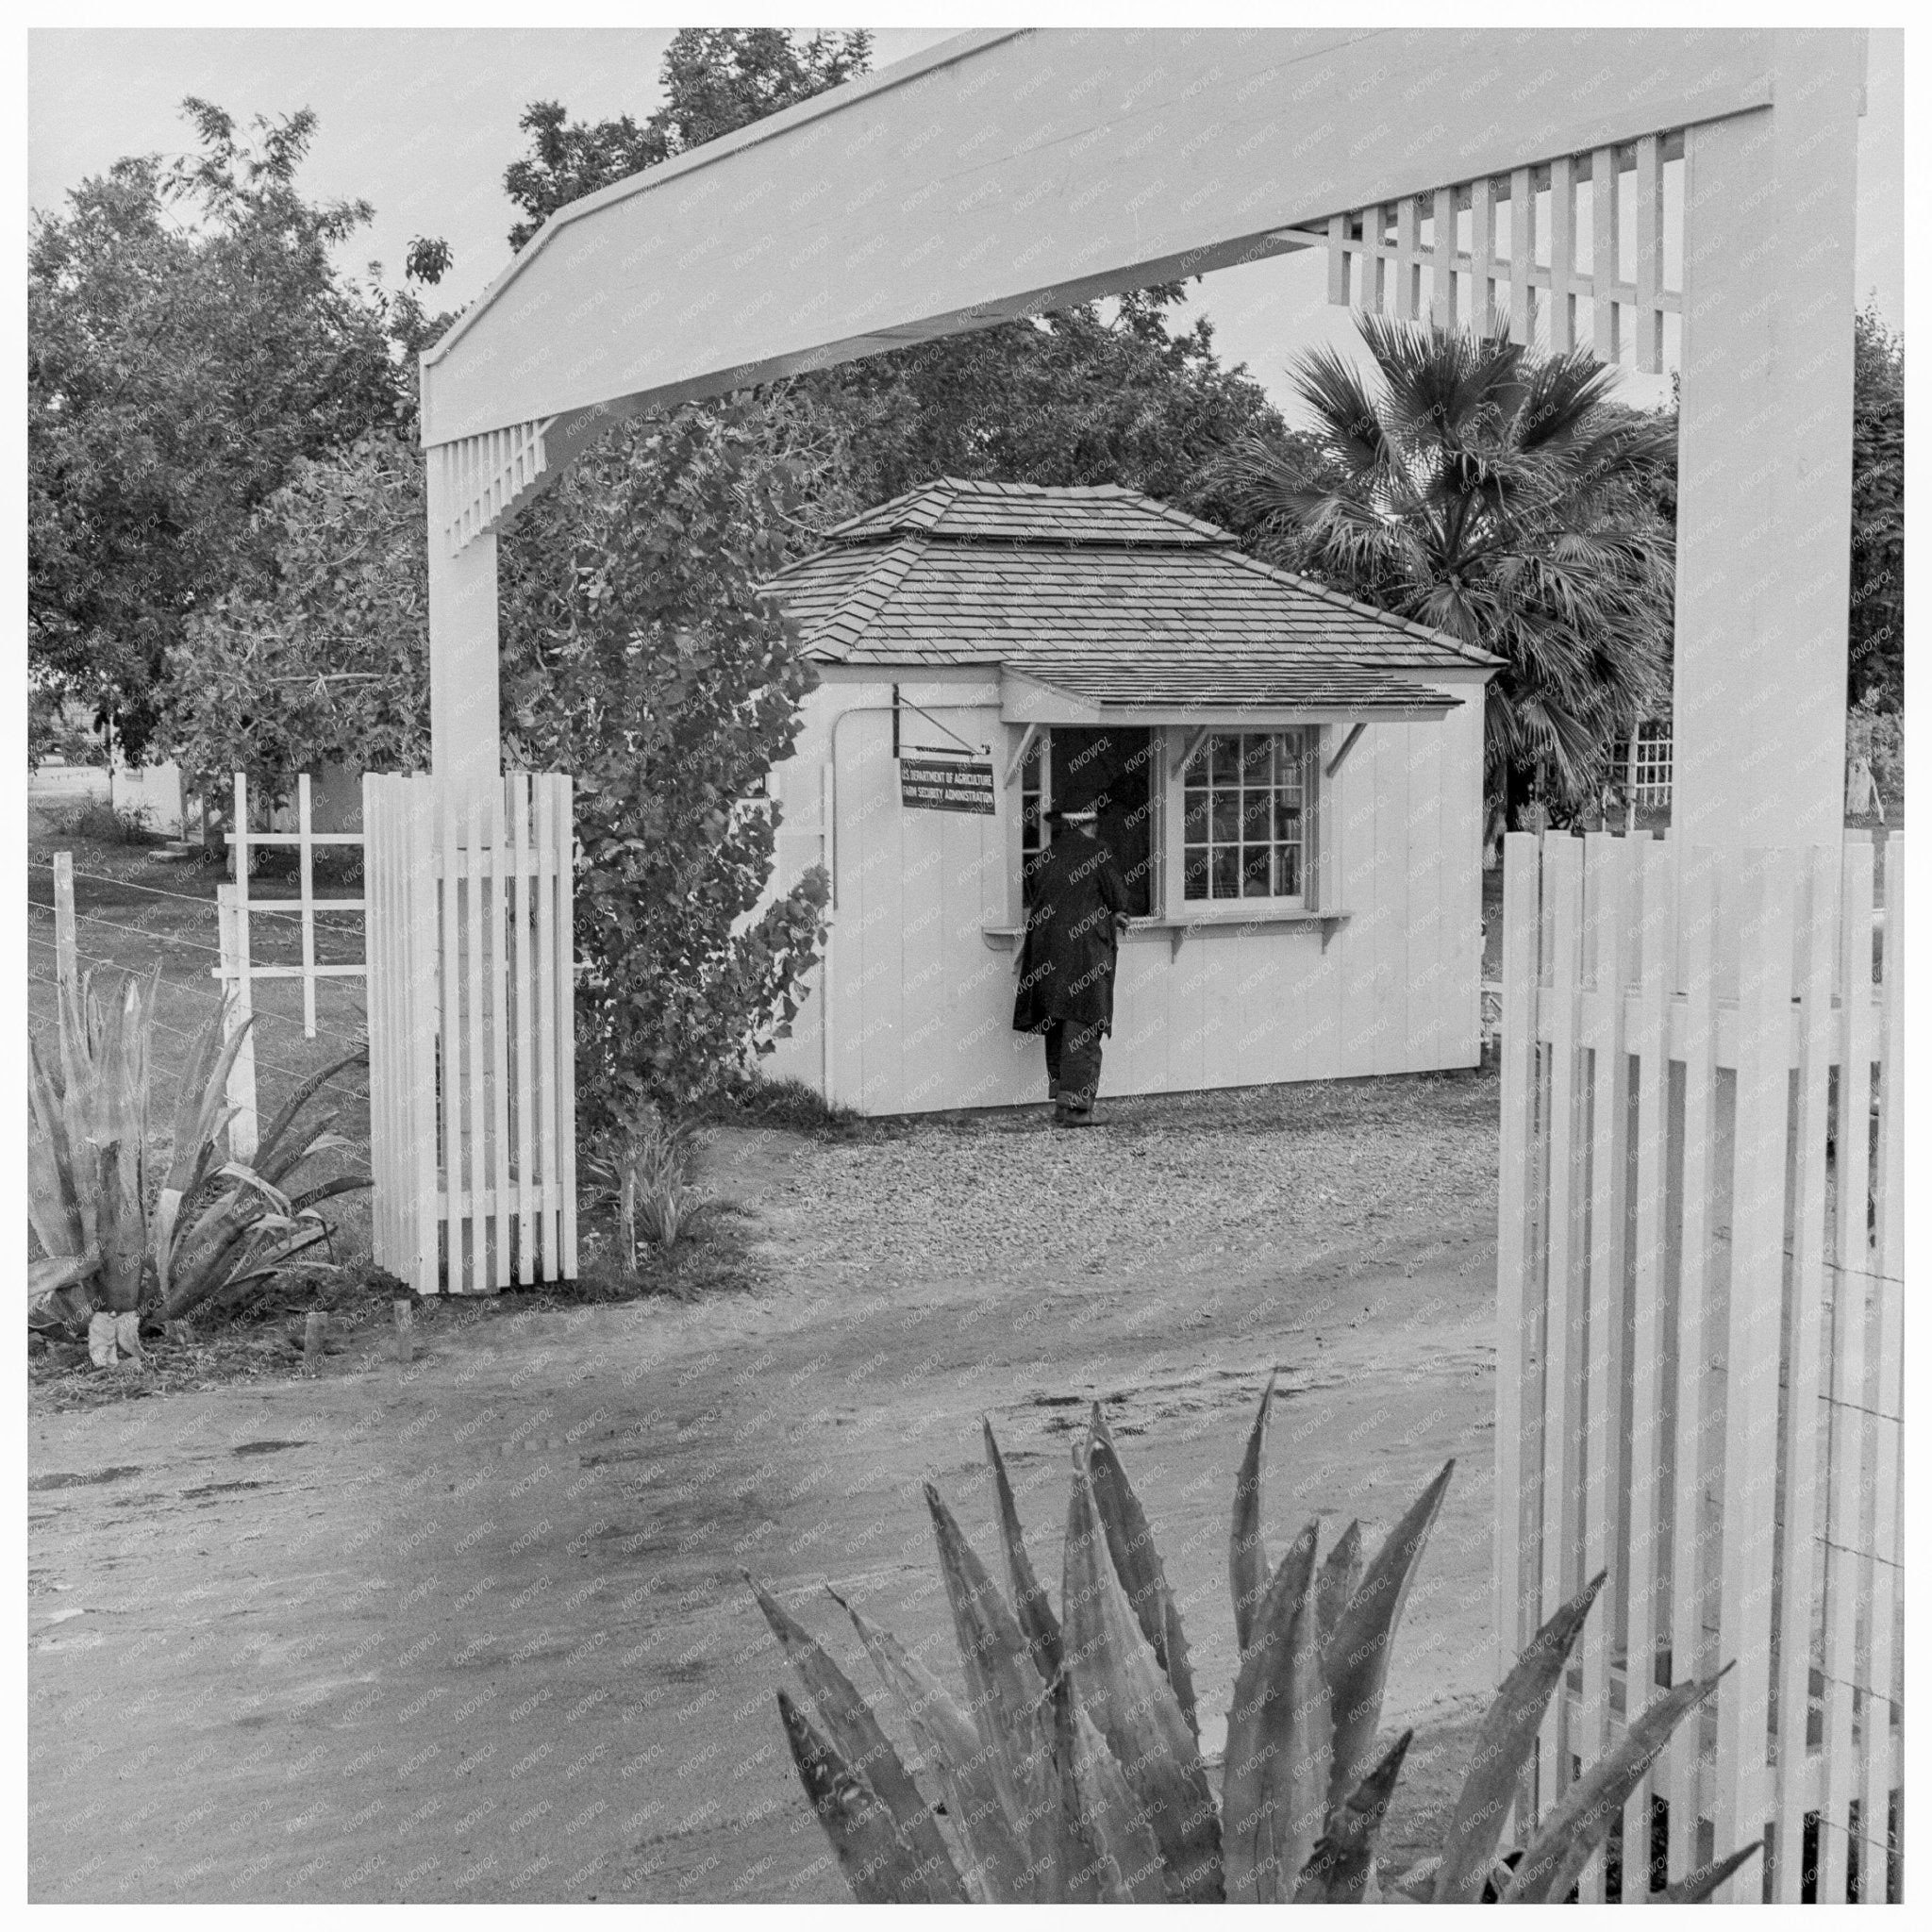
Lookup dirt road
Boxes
[30,1078,1501,1902]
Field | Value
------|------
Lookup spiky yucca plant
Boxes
[751,1380,1761,1905]
[28,968,369,1343]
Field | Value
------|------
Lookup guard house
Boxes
[759,479,1502,1115]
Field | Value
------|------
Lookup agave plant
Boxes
[150,1001,371,1323]
[751,1380,1762,1904]
[27,967,369,1349]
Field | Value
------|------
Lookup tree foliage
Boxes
[818,286,1289,529]
[159,432,431,803]
[1218,314,1677,816]
[1849,304,1904,709]
[28,98,441,757]
[505,27,873,249]
[166,388,843,1124]
[497,398,841,1128]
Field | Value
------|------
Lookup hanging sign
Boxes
[899,756,996,815]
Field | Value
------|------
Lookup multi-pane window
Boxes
[1182,731,1311,903]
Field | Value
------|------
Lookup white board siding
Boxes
[761,671,1488,1114]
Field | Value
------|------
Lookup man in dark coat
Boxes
[1012,806,1130,1126]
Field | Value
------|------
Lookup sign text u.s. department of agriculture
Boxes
[899,758,995,815]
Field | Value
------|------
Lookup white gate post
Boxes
[214,884,258,1161]
[1671,31,1865,853]
[425,443,502,791]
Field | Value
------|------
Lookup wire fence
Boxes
[25,856,373,1158]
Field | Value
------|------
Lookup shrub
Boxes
[43,795,160,846]
[590,1105,707,1266]
[751,1384,1759,1904]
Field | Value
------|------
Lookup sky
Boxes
[27,25,1905,425]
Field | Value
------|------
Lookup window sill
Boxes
[982,909,1351,958]
[1142,908,1351,955]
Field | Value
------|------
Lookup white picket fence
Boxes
[1495,829,1902,1903]
[363,772,576,1296]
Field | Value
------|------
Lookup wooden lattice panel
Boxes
[441,418,555,555]
[1310,134,1683,372]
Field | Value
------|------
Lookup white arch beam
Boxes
[422,24,1865,871]
[419,26,1778,448]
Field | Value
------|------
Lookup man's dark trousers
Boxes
[1044,1017,1105,1116]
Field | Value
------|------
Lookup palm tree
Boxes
[1219,314,1675,823]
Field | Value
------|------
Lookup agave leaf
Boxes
[1222,1519,1327,1901]
[1659,1840,1764,1904]
[1049,1666,1168,1903]
[1294,1726,1413,1903]
[746,1574,961,1895]
[774,1688,963,1903]
[151,997,257,1307]
[162,1002,245,1198]
[836,1591,1032,1903]
[25,1035,88,1260]
[983,1419,1062,1684]
[216,1163,293,1215]
[1315,1519,1363,1652]
[1229,1374,1275,1653]
[252,1049,367,1174]
[242,1212,312,1237]
[1062,1449,1224,1902]
[924,1482,1056,1865]
[1431,1568,1607,1902]
[1324,1458,1454,1812]
[1504,1665,1730,1905]
[1086,1404,1198,1735]
[29,1247,100,1298]
[288,1174,375,1215]
[153,1186,187,1309]
[1039,1667,1103,1903]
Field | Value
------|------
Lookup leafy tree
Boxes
[818,285,1290,530]
[166,390,841,1124]
[505,27,872,248]
[1218,313,1676,819]
[28,98,438,758]
[497,397,840,1128]
[159,432,431,803]
[1849,304,1904,710]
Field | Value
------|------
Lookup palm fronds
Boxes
[1218,313,1674,811]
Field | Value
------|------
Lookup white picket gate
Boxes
[1495,829,1902,1903]
[363,772,577,1296]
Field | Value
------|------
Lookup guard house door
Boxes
[1049,726,1157,917]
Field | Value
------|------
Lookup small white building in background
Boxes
[759,479,1502,1117]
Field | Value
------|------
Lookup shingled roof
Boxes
[764,479,1500,716]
